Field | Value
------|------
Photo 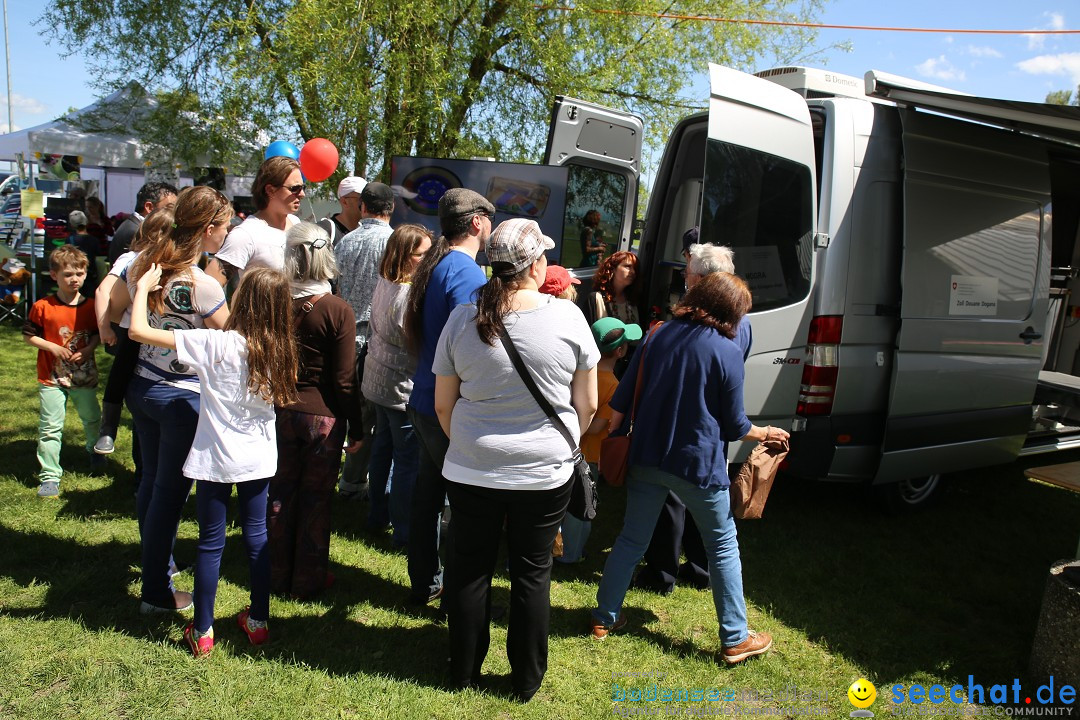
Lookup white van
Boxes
[546,65,1080,509]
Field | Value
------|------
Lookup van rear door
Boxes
[875,109,1052,481]
[544,97,642,270]
[702,64,818,460]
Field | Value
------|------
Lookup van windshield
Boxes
[700,139,813,312]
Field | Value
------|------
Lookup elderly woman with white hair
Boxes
[267,221,365,600]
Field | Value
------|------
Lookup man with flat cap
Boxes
[403,187,495,606]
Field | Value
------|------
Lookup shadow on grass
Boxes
[733,453,1080,684]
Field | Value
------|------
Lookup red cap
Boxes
[538,265,581,296]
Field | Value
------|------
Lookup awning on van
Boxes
[865,70,1080,148]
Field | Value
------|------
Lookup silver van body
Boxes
[631,64,1080,502]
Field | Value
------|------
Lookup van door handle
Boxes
[1019,327,1042,344]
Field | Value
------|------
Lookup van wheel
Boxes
[875,474,942,514]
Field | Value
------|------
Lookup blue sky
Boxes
[1,2,1078,134]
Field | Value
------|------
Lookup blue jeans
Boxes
[127,374,199,606]
[193,479,270,633]
[367,403,418,546]
[593,465,749,647]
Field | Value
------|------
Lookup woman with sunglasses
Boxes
[209,156,304,286]
[267,222,365,599]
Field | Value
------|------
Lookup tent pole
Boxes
[2,0,11,136]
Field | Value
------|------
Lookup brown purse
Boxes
[731,438,789,519]
[598,323,661,487]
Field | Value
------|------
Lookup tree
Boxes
[1045,87,1079,106]
[43,0,833,185]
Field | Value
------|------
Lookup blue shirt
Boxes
[609,319,753,489]
[408,249,487,416]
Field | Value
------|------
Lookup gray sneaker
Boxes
[37,481,60,498]
[94,434,115,455]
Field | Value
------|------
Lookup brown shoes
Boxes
[588,613,627,640]
[721,630,773,664]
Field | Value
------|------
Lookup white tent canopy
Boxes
[0,81,162,169]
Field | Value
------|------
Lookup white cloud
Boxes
[916,55,966,82]
[0,123,19,133]
[966,45,1003,59]
[1017,52,1080,85]
[0,93,46,115]
[1026,12,1067,50]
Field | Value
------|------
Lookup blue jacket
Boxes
[609,319,752,489]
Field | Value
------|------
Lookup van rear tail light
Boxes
[797,316,842,416]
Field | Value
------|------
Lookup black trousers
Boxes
[445,477,572,701]
[407,407,449,600]
[636,490,710,592]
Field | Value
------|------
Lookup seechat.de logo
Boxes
[849,678,877,718]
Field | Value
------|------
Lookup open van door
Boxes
[544,97,642,270]
[702,64,818,461]
[875,108,1052,483]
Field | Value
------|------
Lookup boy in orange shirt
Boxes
[559,316,641,564]
[23,245,102,498]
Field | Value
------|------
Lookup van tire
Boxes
[875,474,942,514]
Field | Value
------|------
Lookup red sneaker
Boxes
[183,623,213,658]
[236,607,269,646]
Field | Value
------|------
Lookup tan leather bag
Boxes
[731,439,789,519]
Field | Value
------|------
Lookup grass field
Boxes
[1,321,1078,719]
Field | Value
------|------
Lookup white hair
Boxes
[284,222,339,283]
[687,242,734,276]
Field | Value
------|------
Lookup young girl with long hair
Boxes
[130,264,298,657]
[115,186,233,615]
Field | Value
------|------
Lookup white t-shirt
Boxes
[213,214,300,278]
[432,295,599,490]
[174,328,278,483]
[131,266,227,392]
[111,251,138,328]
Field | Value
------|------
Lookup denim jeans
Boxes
[367,403,418,546]
[339,398,376,493]
[36,384,100,483]
[407,406,448,599]
[193,478,270,634]
[127,374,199,607]
[593,464,749,647]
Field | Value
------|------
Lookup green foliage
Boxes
[1045,87,1078,106]
[43,0,830,183]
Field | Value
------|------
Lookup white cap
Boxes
[337,176,367,199]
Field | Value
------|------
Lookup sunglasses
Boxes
[284,183,306,195]
[310,237,328,250]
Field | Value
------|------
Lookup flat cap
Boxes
[438,188,495,220]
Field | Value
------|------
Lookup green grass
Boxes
[1,320,1079,719]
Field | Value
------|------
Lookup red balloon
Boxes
[298,138,339,182]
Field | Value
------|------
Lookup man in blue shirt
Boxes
[405,188,495,605]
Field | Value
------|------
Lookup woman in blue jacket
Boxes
[589,271,788,665]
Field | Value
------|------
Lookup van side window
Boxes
[701,139,814,311]
[561,164,627,268]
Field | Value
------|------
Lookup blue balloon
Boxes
[264,140,300,161]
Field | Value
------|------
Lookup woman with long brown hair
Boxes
[588,250,641,327]
[362,223,433,545]
[130,264,298,656]
[114,185,233,614]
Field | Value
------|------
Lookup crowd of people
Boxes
[20,158,787,700]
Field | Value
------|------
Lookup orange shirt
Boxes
[24,294,98,387]
[581,368,619,463]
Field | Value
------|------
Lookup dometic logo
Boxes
[891,677,1076,709]
[849,678,878,718]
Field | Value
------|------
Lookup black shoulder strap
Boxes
[497,322,580,455]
